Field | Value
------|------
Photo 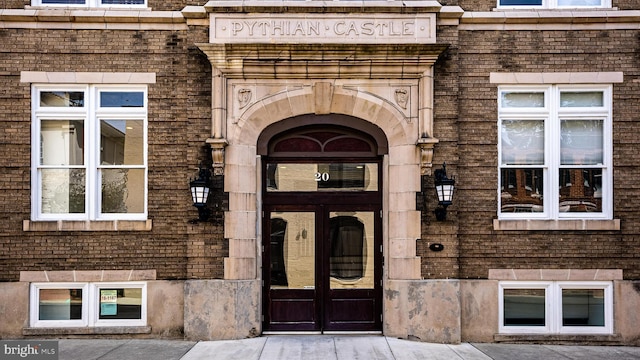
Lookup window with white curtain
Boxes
[498,85,612,219]
[32,85,148,221]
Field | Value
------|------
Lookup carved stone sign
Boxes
[210,14,436,44]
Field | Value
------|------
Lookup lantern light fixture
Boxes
[434,162,455,221]
[189,166,211,222]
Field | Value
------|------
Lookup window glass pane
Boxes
[270,212,315,290]
[557,0,602,6]
[101,0,144,4]
[330,212,375,289]
[100,120,144,165]
[270,218,289,287]
[562,289,605,326]
[39,289,83,320]
[99,288,142,320]
[266,163,378,192]
[100,92,144,108]
[40,91,84,107]
[559,168,602,213]
[501,120,545,165]
[500,168,544,213]
[41,120,85,166]
[500,0,542,5]
[560,92,604,107]
[101,168,145,213]
[561,120,603,165]
[42,0,85,3]
[503,288,546,326]
[41,169,86,214]
[317,163,366,190]
[501,92,544,108]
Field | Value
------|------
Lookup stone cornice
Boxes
[202,0,443,14]
[460,9,640,29]
[0,8,187,29]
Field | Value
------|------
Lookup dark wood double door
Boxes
[262,196,383,332]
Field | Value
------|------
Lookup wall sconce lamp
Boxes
[434,162,455,221]
[190,166,211,222]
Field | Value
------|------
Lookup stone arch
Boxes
[228,85,416,149]
[223,84,422,281]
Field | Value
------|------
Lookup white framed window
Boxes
[30,283,89,328]
[497,0,610,9]
[499,281,613,335]
[30,282,147,328]
[498,85,612,220]
[32,85,148,221]
[31,0,146,8]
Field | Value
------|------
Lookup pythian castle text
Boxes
[228,20,416,37]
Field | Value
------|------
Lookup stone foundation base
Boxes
[184,279,261,340]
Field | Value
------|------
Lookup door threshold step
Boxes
[263,331,382,336]
[263,331,322,335]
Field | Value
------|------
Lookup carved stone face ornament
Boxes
[394,88,408,110]
[238,88,252,109]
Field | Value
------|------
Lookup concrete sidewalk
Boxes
[55,336,640,360]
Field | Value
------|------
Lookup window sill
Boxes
[23,326,151,336]
[494,333,622,344]
[23,220,152,232]
[493,219,620,231]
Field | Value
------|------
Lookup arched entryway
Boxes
[259,115,387,332]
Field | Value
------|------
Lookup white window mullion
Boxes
[548,283,559,333]
[87,86,98,221]
[547,86,560,218]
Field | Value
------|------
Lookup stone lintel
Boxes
[490,71,624,84]
[20,269,157,282]
[20,71,156,84]
[196,43,448,79]
[488,268,623,281]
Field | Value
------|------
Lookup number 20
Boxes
[315,172,329,182]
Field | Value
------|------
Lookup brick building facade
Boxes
[1,0,640,345]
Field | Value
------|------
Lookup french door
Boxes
[263,203,382,332]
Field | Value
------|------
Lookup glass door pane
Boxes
[266,163,378,192]
[329,211,375,290]
[270,212,315,290]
